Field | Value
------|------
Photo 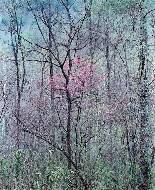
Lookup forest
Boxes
[0,0,155,189]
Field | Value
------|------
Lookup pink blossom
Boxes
[48,58,103,96]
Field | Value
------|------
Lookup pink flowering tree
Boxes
[49,57,102,97]
[25,57,104,173]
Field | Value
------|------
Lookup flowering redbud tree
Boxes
[49,57,102,97]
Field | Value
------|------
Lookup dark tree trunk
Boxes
[138,2,152,189]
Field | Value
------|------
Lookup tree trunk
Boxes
[138,2,152,189]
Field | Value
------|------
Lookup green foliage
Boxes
[14,149,24,179]
[92,159,141,190]
[0,149,154,190]
[0,150,74,189]
[0,158,10,178]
